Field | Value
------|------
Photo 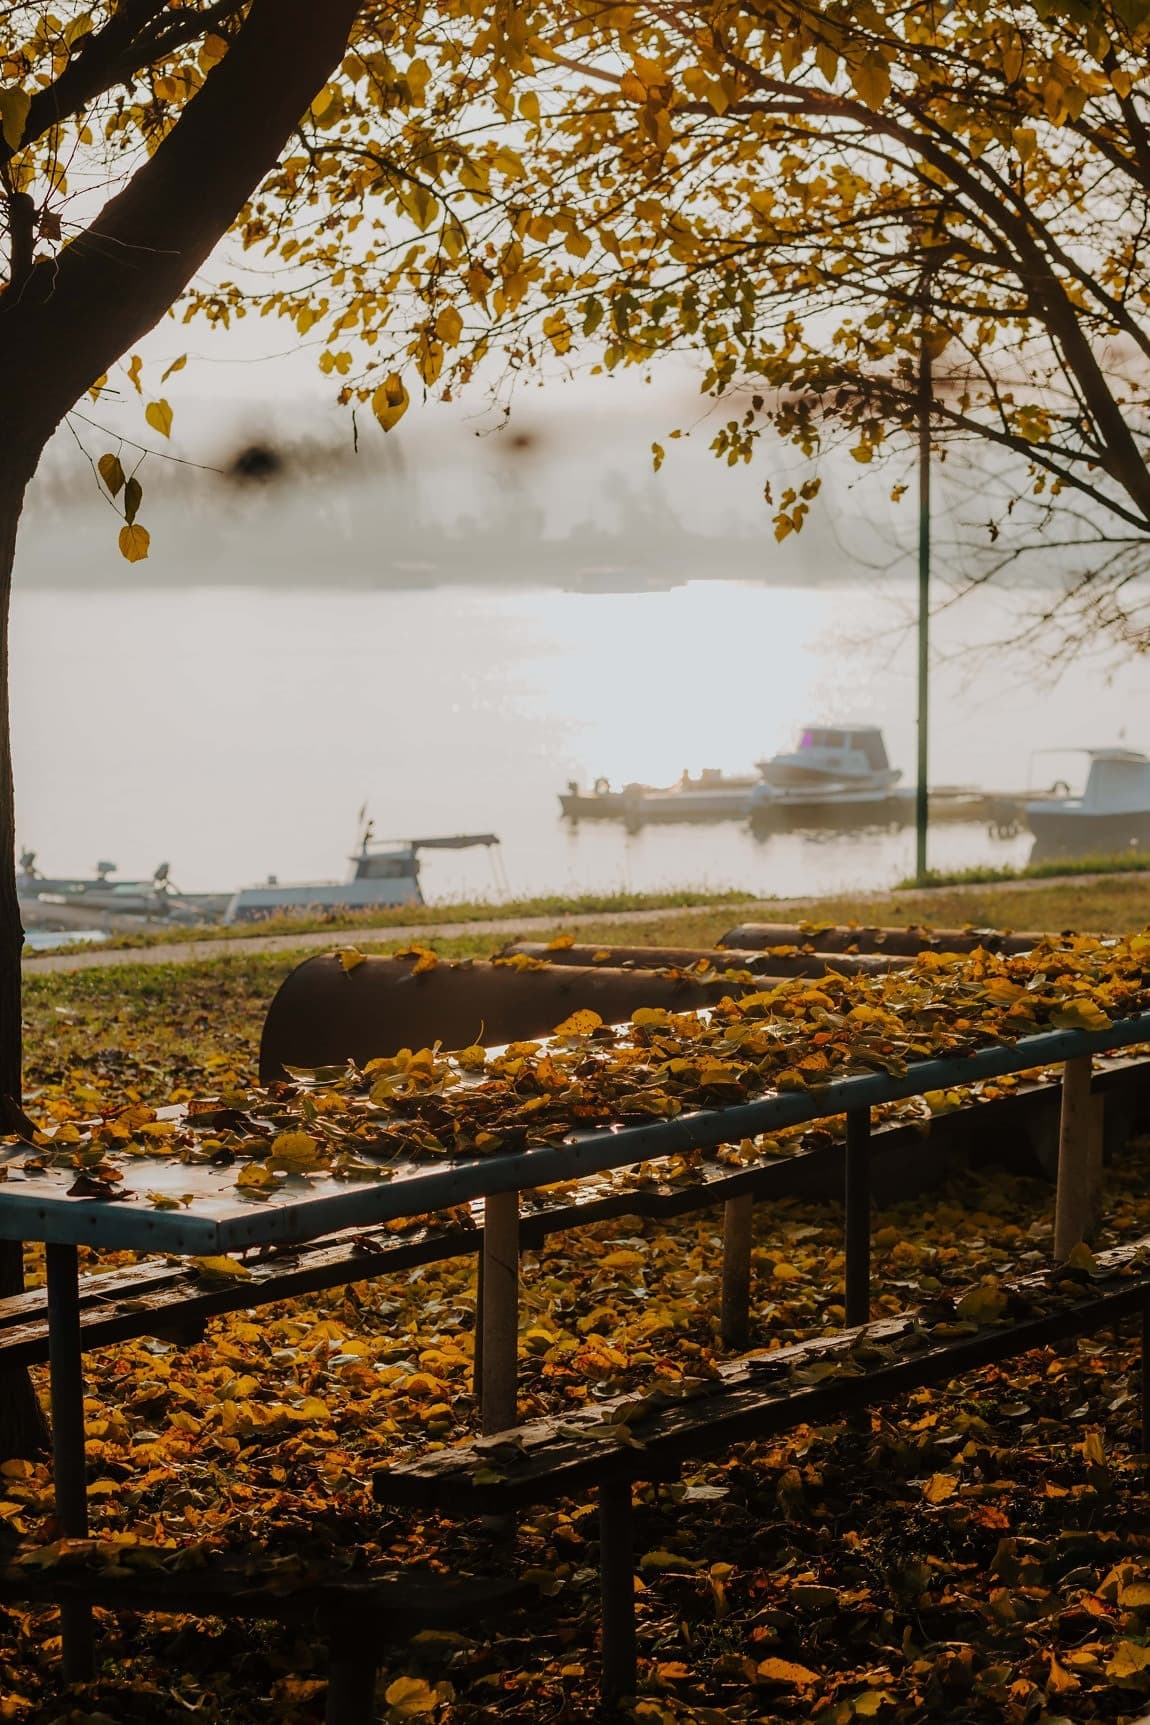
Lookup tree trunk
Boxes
[0,0,362,1461]
[0,455,50,1458]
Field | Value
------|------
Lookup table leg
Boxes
[1055,1056,1099,1260]
[46,1242,93,1680]
[480,1190,519,1436]
[844,1108,871,1328]
[720,1192,754,1350]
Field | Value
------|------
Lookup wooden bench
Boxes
[2,1054,1143,1376]
[0,1553,529,1723]
[375,1233,1150,1708]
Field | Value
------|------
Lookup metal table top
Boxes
[3,1015,1150,1255]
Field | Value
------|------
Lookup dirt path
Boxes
[22,870,1145,975]
[21,898,768,975]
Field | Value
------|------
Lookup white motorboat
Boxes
[225,827,501,921]
[751,725,903,813]
[1025,748,1150,857]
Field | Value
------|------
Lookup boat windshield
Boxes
[800,728,845,750]
[852,731,889,770]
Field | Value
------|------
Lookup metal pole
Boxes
[46,1242,94,1679]
[915,311,932,885]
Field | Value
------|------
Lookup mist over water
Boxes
[15,387,1148,902]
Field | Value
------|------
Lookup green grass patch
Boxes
[896,852,1150,890]
[26,886,752,958]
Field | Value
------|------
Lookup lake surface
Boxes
[12,577,1145,902]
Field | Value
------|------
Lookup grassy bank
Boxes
[897,851,1150,889]
[26,885,750,958]
[23,874,1150,1099]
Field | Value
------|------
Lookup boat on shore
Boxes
[18,852,229,932]
[1024,748,1150,858]
[225,827,502,921]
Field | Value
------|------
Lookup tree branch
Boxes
[0,0,362,455]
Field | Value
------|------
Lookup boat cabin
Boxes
[1080,749,1150,812]
[797,727,891,772]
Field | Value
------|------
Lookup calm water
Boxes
[13,578,1146,901]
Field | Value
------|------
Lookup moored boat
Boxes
[225,828,501,921]
[752,725,902,812]
[18,852,229,931]
[1024,748,1150,857]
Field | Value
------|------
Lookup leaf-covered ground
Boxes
[6,918,1150,1724]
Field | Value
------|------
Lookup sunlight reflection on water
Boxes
[13,579,1142,898]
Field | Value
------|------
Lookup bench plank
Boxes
[376,1234,1150,1513]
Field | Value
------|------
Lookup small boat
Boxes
[560,768,759,823]
[18,851,229,931]
[1025,748,1150,857]
[752,725,902,810]
[225,826,501,922]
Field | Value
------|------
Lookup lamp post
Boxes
[915,304,932,884]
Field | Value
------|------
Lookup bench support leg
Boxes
[481,1189,519,1436]
[844,1108,871,1328]
[1055,1057,1102,1260]
[599,1478,636,1710]
[720,1191,754,1350]
[46,1242,93,1681]
[325,1619,378,1725]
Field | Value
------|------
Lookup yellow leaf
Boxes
[545,932,575,951]
[372,373,410,432]
[553,1009,603,1037]
[602,1249,644,1268]
[161,354,187,383]
[0,88,30,152]
[199,32,229,70]
[335,946,366,973]
[145,399,173,438]
[1050,997,1111,1032]
[435,305,463,346]
[118,524,150,563]
[955,1283,1006,1323]
[1081,1428,1106,1467]
[192,1255,251,1283]
[455,1046,487,1072]
[757,1656,819,1686]
[269,1131,322,1174]
[97,454,125,497]
[854,1693,895,1717]
[1047,1653,1079,1694]
[1107,1639,1150,1678]
[146,1191,182,1210]
[922,1472,958,1504]
[126,354,143,394]
[851,56,891,108]
[384,1675,439,1716]
[236,1162,274,1193]
[620,70,648,103]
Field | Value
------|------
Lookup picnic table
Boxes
[5,1009,1150,1676]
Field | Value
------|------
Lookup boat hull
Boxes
[1025,807,1150,859]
